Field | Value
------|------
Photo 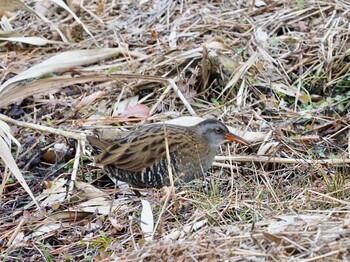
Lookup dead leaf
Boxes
[119,104,150,119]
[0,30,22,37]
[113,96,139,116]
[217,52,240,73]
[0,0,28,13]
[40,178,68,207]
[140,199,154,242]
[270,83,297,97]
[298,21,309,32]
[262,232,283,245]
[0,74,115,108]
[34,0,52,16]
[257,142,279,155]
[74,180,110,199]
[0,120,39,208]
[255,0,266,7]
[42,143,69,164]
[0,36,63,46]
[0,48,123,93]
[75,91,106,109]
[292,135,320,143]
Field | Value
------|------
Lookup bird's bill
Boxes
[225,133,250,146]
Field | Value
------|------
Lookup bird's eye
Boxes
[215,128,224,134]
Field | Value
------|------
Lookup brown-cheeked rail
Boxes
[87,119,249,188]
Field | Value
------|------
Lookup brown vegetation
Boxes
[1,0,350,261]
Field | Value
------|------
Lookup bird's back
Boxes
[93,123,212,188]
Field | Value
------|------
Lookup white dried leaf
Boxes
[257,142,279,155]
[0,120,39,208]
[140,199,154,241]
[255,0,266,7]
[0,48,122,93]
[0,36,63,46]
[113,95,139,117]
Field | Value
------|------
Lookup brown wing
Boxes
[94,124,194,172]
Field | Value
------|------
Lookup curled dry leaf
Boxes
[41,143,69,164]
[257,141,279,155]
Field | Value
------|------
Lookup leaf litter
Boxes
[0,0,350,261]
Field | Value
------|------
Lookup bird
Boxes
[87,119,249,189]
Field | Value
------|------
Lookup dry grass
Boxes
[1,0,350,261]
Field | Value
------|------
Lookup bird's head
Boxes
[196,119,250,148]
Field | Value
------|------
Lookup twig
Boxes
[0,113,85,141]
[213,155,350,165]
[6,217,25,247]
[167,79,197,116]
[149,85,172,116]
[151,187,172,239]
[67,140,82,201]
[163,122,175,194]
[300,249,345,262]
[308,189,350,206]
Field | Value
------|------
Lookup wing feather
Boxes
[95,124,194,172]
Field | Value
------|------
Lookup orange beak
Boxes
[225,133,250,146]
